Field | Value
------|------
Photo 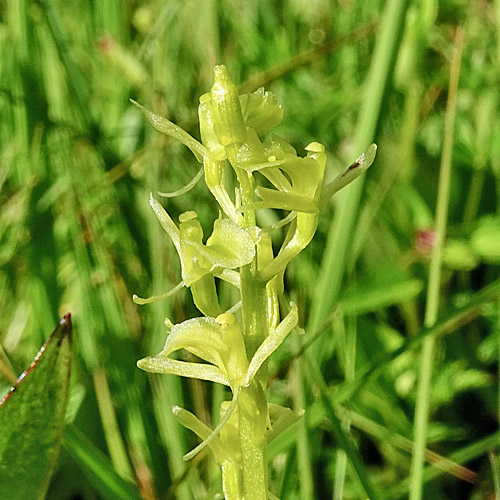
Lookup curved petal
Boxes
[163,317,227,369]
[239,86,284,133]
[202,218,255,268]
[131,100,208,162]
[137,356,230,387]
[243,303,298,387]
[172,406,226,464]
[158,314,249,387]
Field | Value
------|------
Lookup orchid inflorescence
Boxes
[133,65,376,499]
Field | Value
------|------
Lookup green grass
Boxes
[1,0,500,498]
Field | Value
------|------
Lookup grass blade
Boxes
[409,27,464,500]
[307,0,410,350]
[63,424,144,500]
[306,353,384,500]
[268,276,500,458]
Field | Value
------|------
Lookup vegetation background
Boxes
[1,0,500,499]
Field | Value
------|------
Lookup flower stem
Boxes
[236,168,270,499]
[237,168,270,368]
[235,264,269,499]
[237,383,268,500]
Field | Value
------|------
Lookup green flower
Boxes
[137,304,298,460]
[134,195,255,316]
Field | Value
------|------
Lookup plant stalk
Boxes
[235,170,270,500]
[409,27,463,500]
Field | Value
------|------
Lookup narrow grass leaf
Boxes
[268,277,500,458]
[308,0,410,360]
[305,352,384,500]
[63,425,144,500]
[409,28,464,500]
[388,431,500,498]
[338,267,423,315]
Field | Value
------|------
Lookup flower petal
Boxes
[321,143,377,201]
[172,406,226,463]
[137,356,230,386]
[243,303,298,386]
[131,99,207,162]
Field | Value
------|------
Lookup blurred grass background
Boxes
[1,0,500,499]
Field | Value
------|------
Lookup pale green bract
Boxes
[133,65,376,499]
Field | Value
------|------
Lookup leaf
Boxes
[63,425,144,500]
[0,314,72,500]
[338,267,423,315]
[470,217,500,264]
[443,238,478,271]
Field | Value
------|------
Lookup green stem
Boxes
[489,453,500,500]
[221,458,243,500]
[462,169,485,224]
[498,299,500,458]
[237,383,268,500]
[240,265,269,363]
[334,315,357,500]
[236,169,270,500]
[93,368,133,480]
[496,0,500,64]
[409,27,463,500]
[238,168,270,363]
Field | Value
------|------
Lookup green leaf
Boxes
[443,238,478,270]
[63,425,144,500]
[470,217,500,264]
[0,314,72,500]
[339,267,423,315]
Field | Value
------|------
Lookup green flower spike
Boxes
[133,65,376,500]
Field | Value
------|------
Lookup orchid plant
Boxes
[133,65,376,500]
